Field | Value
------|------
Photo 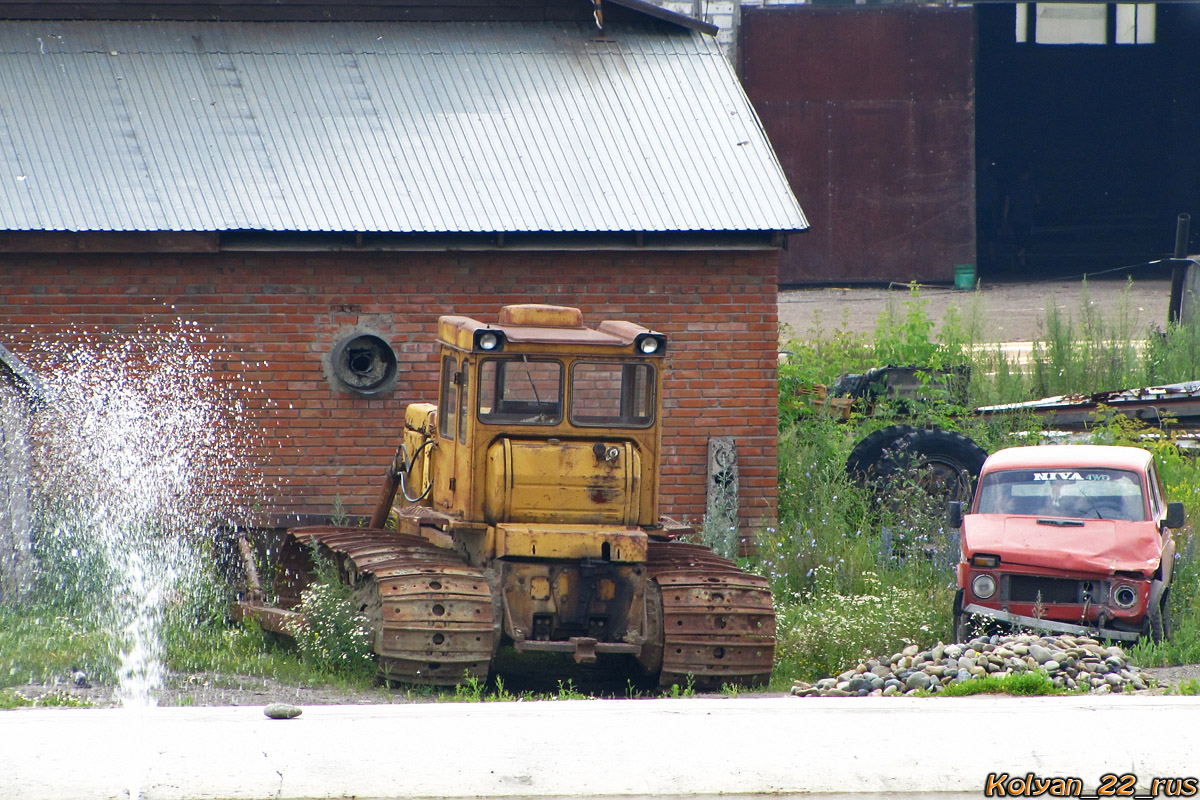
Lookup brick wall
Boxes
[0,249,779,530]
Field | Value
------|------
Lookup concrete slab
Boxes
[3,695,1199,799]
[779,278,1171,345]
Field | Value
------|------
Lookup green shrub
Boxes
[937,671,1064,697]
[773,568,951,686]
[285,553,375,680]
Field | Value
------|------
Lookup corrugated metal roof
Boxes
[0,21,807,235]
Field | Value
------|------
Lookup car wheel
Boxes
[1146,591,1171,644]
[953,612,970,644]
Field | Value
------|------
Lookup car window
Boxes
[1146,463,1165,517]
[977,468,1147,521]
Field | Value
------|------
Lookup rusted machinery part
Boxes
[645,541,775,690]
[367,456,403,529]
[289,526,499,686]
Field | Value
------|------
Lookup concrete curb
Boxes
[3,696,1198,799]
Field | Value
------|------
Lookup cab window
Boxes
[570,362,655,427]
[458,363,470,443]
[478,358,562,425]
[439,355,458,439]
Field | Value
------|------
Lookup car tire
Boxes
[952,589,971,644]
[1146,588,1172,644]
[953,612,969,644]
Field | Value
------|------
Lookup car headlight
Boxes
[1112,584,1138,609]
[972,573,997,600]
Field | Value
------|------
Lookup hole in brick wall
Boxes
[327,331,398,395]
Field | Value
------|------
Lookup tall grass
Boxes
[770,280,1200,686]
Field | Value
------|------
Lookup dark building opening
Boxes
[975,2,1200,279]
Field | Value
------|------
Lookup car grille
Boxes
[1007,575,1087,604]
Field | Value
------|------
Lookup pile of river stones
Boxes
[790,633,1153,697]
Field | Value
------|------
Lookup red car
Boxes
[949,444,1184,643]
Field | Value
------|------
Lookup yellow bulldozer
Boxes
[237,304,775,690]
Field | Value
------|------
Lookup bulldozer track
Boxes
[287,526,498,686]
[646,541,775,689]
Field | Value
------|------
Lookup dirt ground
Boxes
[6,670,736,708]
[10,660,1200,708]
[779,277,1172,344]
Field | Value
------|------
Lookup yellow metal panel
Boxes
[404,403,437,434]
[498,304,583,328]
[484,438,641,525]
[494,523,648,562]
[530,576,551,601]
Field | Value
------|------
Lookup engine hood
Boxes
[961,514,1161,575]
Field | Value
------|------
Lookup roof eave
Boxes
[607,0,719,36]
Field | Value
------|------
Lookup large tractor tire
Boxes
[849,426,987,504]
[879,428,988,503]
[844,424,920,485]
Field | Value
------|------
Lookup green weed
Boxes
[937,671,1065,697]
[552,680,588,700]
[664,675,696,698]
[451,672,486,702]
[284,550,375,680]
[0,606,114,688]
[0,687,92,708]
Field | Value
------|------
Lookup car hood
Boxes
[962,514,1161,575]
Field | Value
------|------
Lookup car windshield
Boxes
[976,468,1146,521]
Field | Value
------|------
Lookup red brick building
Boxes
[0,2,806,530]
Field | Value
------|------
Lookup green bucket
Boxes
[954,264,976,291]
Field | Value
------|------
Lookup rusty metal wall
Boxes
[740,6,976,285]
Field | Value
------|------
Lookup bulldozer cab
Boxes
[402,304,667,528]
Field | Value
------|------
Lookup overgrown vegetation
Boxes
[769,280,1200,688]
[6,279,1200,702]
[284,550,376,680]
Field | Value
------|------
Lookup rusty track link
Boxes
[288,526,498,686]
[646,540,775,690]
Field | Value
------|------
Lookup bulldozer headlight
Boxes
[636,334,665,355]
[475,330,504,352]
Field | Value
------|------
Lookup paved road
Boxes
[780,278,1172,344]
[4,695,1199,799]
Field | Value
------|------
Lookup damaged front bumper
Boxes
[961,602,1142,642]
